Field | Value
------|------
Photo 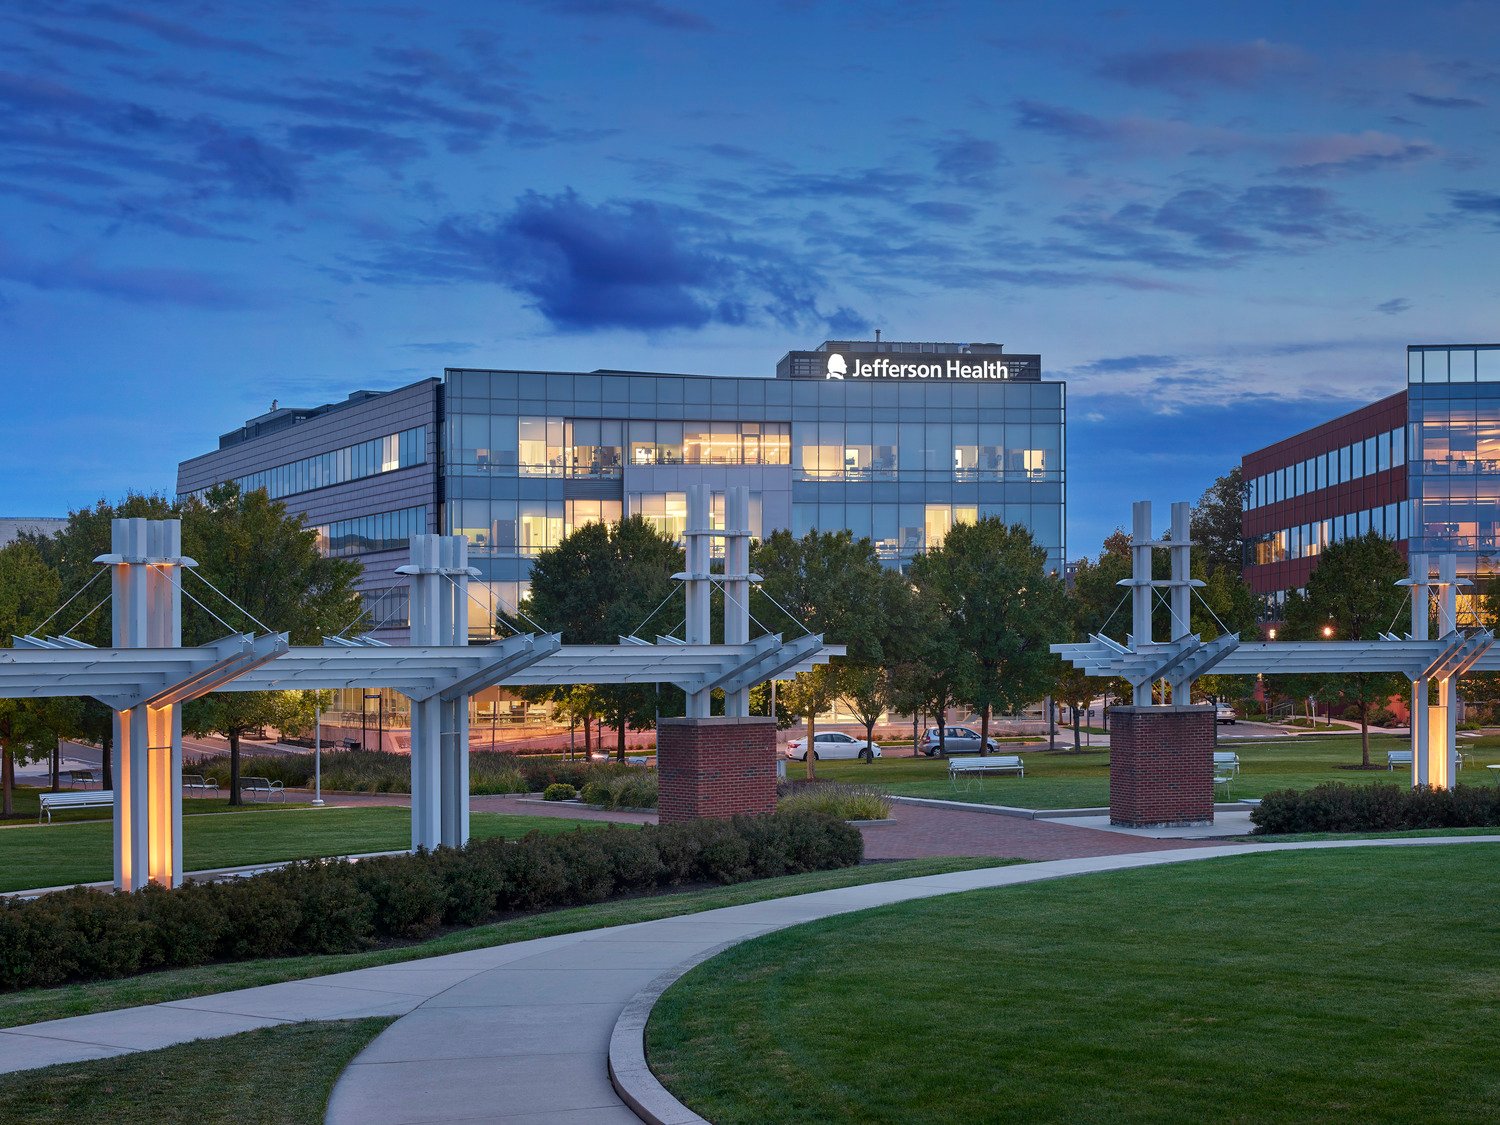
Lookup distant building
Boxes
[177,339,1065,733]
[1241,343,1500,617]
[0,517,66,548]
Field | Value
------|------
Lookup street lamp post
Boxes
[312,704,324,806]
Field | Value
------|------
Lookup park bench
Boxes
[1213,751,1241,777]
[1387,749,1414,770]
[241,776,285,801]
[65,769,97,788]
[38,790,113,823]
[182,774,220,794]
[948,754,1025,781]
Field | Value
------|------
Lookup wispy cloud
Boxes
[1097,40,1305,95]
[1376,297,1412,315]
[1408,92,1484,109]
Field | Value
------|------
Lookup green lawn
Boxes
[0,857,1013,1030]
[810,734,1500,809]
[0,1017,392,1124]
[649,845,1500,1125]
[0,806,615,892]
[1,785,298,824]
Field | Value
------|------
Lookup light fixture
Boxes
[1267,627,1278,640]
[1322,623,1334,638]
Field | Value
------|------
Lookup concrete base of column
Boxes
[656,717,777,824]
[1108,705,1215,828]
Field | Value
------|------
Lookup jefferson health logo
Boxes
[823,352,1012,381]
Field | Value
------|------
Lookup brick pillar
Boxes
[1108,705,1215,828]
[656,716,777,824]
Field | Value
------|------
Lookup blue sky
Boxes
[2,0,1497,556]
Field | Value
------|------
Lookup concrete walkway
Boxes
[0,836,1494,1125]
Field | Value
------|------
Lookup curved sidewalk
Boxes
[325,835,1499,1124]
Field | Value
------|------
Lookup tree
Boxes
[910,519,1069,757]
[522,516,683,760]
[179,484,362,804]
[0,542,65,815]
[753,529,894,779]
[1191,467,1245,577]
[1191,562,1260,706]
[1275,533,1408,768]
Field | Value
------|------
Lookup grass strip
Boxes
[0,1017,393,1124]
[649,845,1500,1125]
[0,807,617,892]
[0,857,1013,1030]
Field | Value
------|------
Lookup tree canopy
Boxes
[910,519,1068,753]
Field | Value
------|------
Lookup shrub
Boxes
[579,771,658,810]
[543,783,577,801]
[778,782,891,821]
[1251,782,1500,835]
[0,813,860,992]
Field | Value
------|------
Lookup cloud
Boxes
[1052,183,1367,270]
[907,200,977,224]
[1014,99,1117,142]
[1376,297,1412,315]
[194,126,302,201]
[518,0,713,31]
[400,341,478,353]
[1449,190,1500,225]
[1408,92,1484,109]
[1075,354,1181,374]
[927,131,1005,188]
[1277,132,1437,177]
[1098,39,1304,94]
[0,238,256,308]
[362,188,862,334]
[286,124,426,168]
[83,3,283,59]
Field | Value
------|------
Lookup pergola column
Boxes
[722,486,752,718]
[401,535,473,850]
[101,519,188,891]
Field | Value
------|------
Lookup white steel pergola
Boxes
[1052,499,1495,793]
[1,495,839,890]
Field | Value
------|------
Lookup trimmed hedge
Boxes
[0,812,861,991]
[778,782,891,821]
[196,749,646,797]
[1250,782,1500,835]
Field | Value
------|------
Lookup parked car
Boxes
[1216,704,1238,725]
[919,726,1001,756]
[785,731,881,761]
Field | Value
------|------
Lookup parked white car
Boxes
[1216,705,1238,725]
[785,731,882,761]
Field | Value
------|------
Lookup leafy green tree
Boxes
[0,542,65,815]
[1275,533,1409,768]
[1191,561,1259,706]
[522,516,683,760]
[911,519,1069,755]
[753,529,894,778]
[179,484,362,804]
[1191,467,1245,578]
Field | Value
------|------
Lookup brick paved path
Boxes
[328,790,1213,860]
[860,801,1218,860]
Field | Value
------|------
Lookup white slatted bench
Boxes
[948,755,1024,781]
[1387,749,1413,770]
[1213,751,1241,777]
[38,790,113,823]
[182,774,220,794]
[241,776,285,801]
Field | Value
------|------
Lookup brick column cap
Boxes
[1109,704,1215,716]
[658,716,778,729]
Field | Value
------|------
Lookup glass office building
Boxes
[180,339,1064,643]
[1241,342,1500,615]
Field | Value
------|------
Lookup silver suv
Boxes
[919,726,1001,757]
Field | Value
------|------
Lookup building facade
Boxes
[1241,343,1500,616]
[179,340,1065,647]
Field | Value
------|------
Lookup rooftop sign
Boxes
[778,349,1041,381]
